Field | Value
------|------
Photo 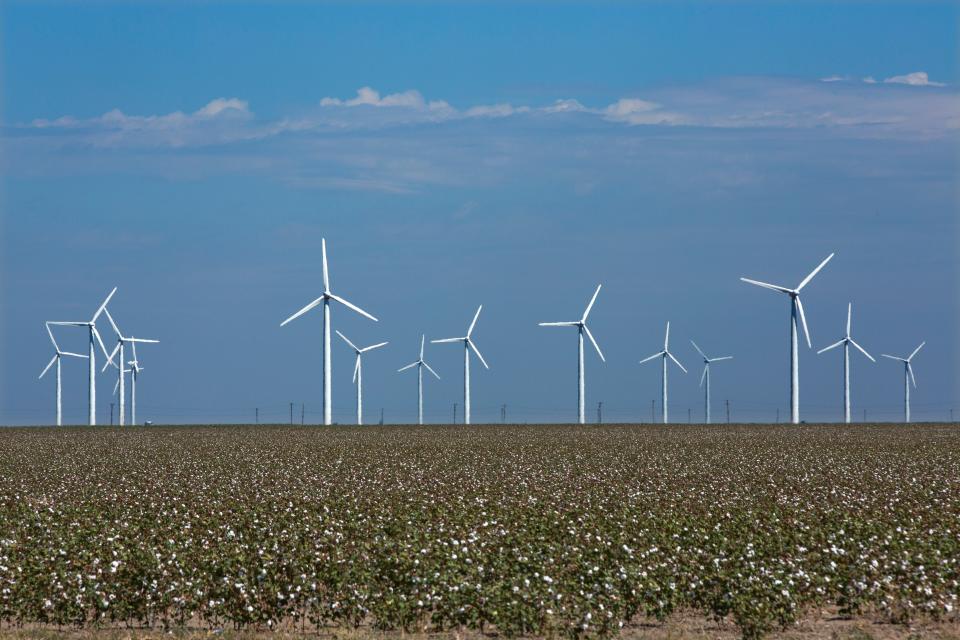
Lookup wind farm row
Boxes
[39,239,925,427]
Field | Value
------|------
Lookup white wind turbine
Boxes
[127,341,147,426]
[281,238,378,426]
[39,322,89,426]
[882,342,924,423]
[101,308,158,426]
[740,253,834,424]
[432,305,489,425]
[689,340,732,425]
[539,285,605,425]
[47,287,118,425]
[397,335,440,425]
[639,322,687,424]
[336,330,388,425]
[817,303,875,423]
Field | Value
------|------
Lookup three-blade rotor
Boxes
[689,339,732,387]
[640,322,687,373]
[432,305,490,369]
[398,335,440,380]
[539,284,605,362]
[816,302,875,362]
[882,341,925,388]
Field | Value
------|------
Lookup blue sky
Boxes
[2,1,958,424]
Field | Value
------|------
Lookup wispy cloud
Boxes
[882,71,946,87]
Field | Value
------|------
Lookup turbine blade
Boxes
[397,362,417,372]
[45,323,61,352]
[131,340,138,363]
[47,321,89,326]
[127,338,159,344]
[667,351,687,373]
[849,339,875,362]
[639,351,664,365]
[908,362,917,388]
[664,321,670,351]
[690,340,707,360]
[420,334,425,360]
[102,342,121,372]
[581,284,602,322]
[322,238,330,292]
[881,354,906,362]
[699,364,707,388]
[796,296,812,348]
[583,324,605,362]
[91,287,118,323]
[93,327,112,364]
[280,296,325,327]
[431,337,465,344]
[360,341,388,353]
[103,307,121,338]
[740,277,792,294]
[61,351,89,358]
[908,341,925,361]
[467,305,482,337]
[468,339,490,369]
[335,330,360,352]
[539,321,578,327]
[846,302,852,337]
[113,375,121,396]
[329,293,378,322]
[817,339,845,355]
[796,253,834,291]
[39,354,57,379]
[422,361,441,380]
[710,356,733,362]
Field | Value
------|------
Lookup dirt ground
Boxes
[1,611,958,640]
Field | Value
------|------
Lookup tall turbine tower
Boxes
[48,287,117,425]
[882,342,924,423]
[101,308,158,426]
[740,253,834,424]
[281,239,378,425]
[639,322,687,424]
[690,340,732,424]
[539,284,605,424]
[336,330,388,425]
[817,303,875,423]
[397,335,440,425]
[432,305,489,425]
[39,322,88,426]
[127,343,144,426]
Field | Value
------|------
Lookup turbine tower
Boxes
[281,238,378,425]
[639,322,687,424]
[817,303,875,423]
[336,330,388,425]
[39,322,88,426]
[397,335,440,425]
[48,287,117,425]
[689,340,732,424]
[101,308,158,426]
[882,342,924,423]
[539,284,605,424]
[432,305,489,425]
[127,342,146,426]
[740,253,834,424]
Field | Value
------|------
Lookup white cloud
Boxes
[882,71,945,87]
[820,75,847,83]
[465,103,530,118]
[319,86,453,112]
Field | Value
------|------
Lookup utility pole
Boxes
[301,403,305,425]
[379,408,384,425]
[651,400,655,424]
[289,402,293,425]
[776,408,779,424]
[255,407,259,424]
[597,401,603,424]
[501,404,507,423]
[726,399,730,424]
[110,403,114,426]
[688,408,691,424]
[951,408,954,423]
[453,403,458,425]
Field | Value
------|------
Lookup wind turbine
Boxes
[740,253,834,424]
[101,308,158,426]
[280,238,378,426]
[882,342,924,423]
[397,335,440,425]
[432,305,489,425]
[47,287,118,425]
[39,322,88,426]
[689,340,732,424]
[539,284,605,424]
[639,322,687,424]
[336,330,388,425]
[817,303,875,423]
[127,340,148,426]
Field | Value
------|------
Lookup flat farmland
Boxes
[0,424,957,639]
